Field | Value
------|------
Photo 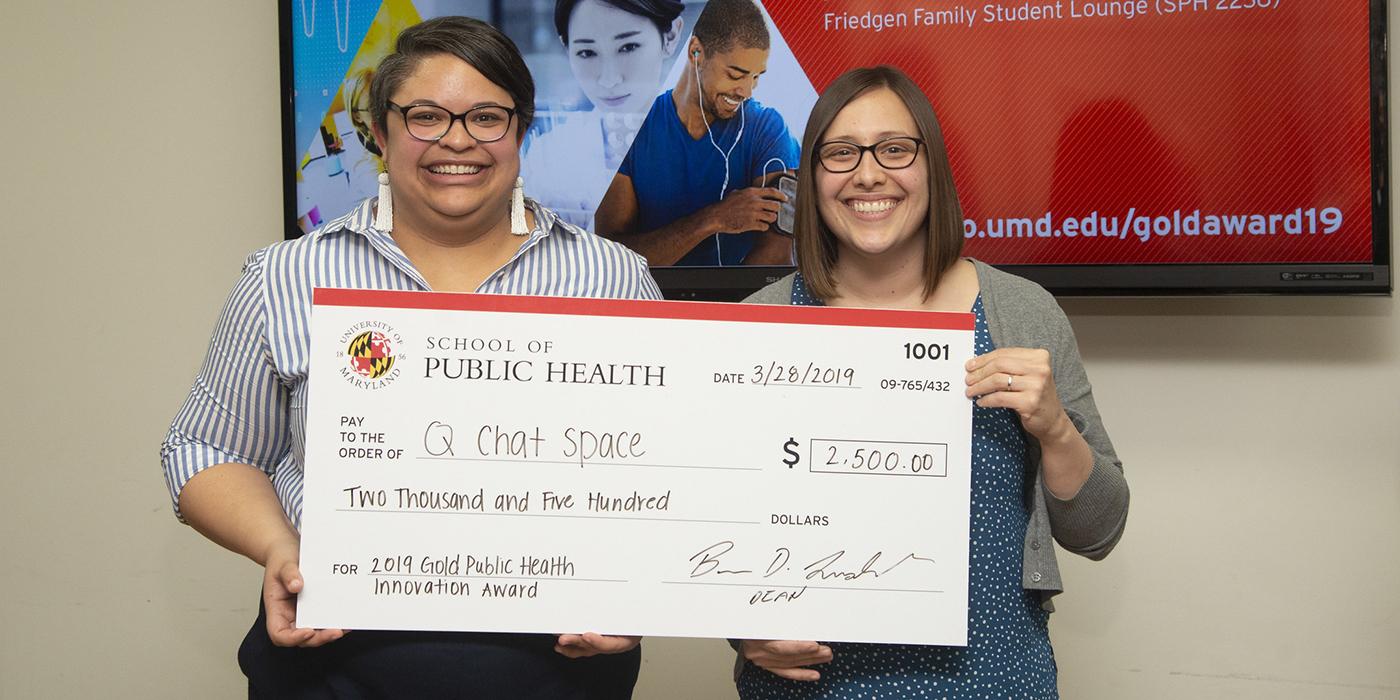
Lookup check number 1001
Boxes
[905,342,950,361]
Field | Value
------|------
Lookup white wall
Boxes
[2,2,1396,698]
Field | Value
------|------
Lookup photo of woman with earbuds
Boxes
[595,0,803,267]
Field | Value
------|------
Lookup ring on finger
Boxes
[1007,374,1014,390]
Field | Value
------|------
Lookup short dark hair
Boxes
[369,16,535,142]
[554,0,684,43]
[795,66,964,301]
[692,0,769,54]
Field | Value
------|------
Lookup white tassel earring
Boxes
[374,172,393,232]
[510,177,528,235]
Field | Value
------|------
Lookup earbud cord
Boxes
[694,53,746,264]
[761,157,789,185]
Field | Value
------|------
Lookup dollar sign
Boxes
[781,438,800,468]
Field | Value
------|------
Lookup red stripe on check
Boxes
[312,288,974,331]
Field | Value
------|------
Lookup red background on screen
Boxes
[764,1,1374,265]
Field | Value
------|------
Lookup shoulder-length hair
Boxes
[794,65,963,301]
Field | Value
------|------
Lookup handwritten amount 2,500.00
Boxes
[812,439,948,477]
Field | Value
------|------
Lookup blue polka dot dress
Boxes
[737,274,1057,699]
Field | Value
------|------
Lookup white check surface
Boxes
[298,291,973,645]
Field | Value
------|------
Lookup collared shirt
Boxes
[161,198,662,528]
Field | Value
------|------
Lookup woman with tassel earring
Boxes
[160,16,659,699]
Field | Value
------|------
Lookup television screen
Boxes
[281,0,1391,296]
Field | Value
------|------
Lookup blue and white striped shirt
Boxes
[161,197,662,528]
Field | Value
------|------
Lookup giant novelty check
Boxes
[297,290,973,646]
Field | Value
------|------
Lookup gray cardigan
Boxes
[743,259,1129,609]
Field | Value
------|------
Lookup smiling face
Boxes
[816,87,930,263]
[691,40,768,121]
[376,53,521,235]
[565,0,676,113]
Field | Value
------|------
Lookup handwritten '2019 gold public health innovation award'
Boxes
[296,289,973,646]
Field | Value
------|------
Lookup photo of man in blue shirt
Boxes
[595,0,800,267]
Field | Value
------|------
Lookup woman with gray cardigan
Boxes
[735,66,1128,699]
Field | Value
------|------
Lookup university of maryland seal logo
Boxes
[338,321,404,389]
[348,331,395,379]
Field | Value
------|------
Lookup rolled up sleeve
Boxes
[160,251,290,522]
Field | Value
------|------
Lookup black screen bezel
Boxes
[278,0,1391,298]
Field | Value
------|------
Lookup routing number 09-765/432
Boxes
[880,379,951,392]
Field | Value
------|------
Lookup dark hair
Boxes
[369,16,535,142]
[692,0,769,54]
[795,65,964,301]
[554,0,684,43]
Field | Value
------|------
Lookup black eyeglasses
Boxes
[817,137,924,173]
[387,102,516,143]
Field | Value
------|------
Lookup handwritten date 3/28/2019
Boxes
[750,362,856,387]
